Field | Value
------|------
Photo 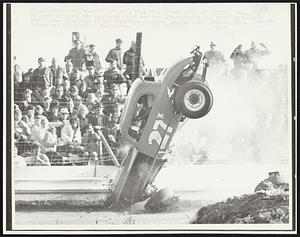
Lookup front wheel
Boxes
[174,81,213,119]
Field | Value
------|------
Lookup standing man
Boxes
[204,41,225,66]
[31,57,53,91]
[123,41,145,87]
[65,39,85,70]
[49,58,64,86]
[230,44,248,80]
[105,38,123,71]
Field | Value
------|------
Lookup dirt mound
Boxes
[190,192,289,224]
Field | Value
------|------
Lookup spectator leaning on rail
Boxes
[105,38,123,71]
[31,57,53,91]
[26,142,51,166]
[65,39,85,70]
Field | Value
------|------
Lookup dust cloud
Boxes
[171,65,290,164]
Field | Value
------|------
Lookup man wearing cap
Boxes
[204,41,225,67]
[105,38,123,71]
[65,39,85,70]
[31,57,53,90]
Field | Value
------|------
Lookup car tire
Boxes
[174,80,213,119]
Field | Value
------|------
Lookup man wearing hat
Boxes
[105,38,123,71]
[31,57,53,90]
[65,39,85,70]
[204,41,226,67]
[84,65,101,93]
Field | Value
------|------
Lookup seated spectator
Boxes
[63,79,71,97]
[78,105,89,134]
[70,85,80,100]
[82,124,101,156]
[70,68,83,86]
[26,142,51,166]
[52,85,68,103]
[94,80,106,102]
[42,126,58,152]
[25,105,35,127]
[79,82,88,101]
[101,84,125,118]
[31,89,43,106]
[14,145,27,167]
[48,100,60,122]
[42,96,52,118]
[87,103,110,132]
[35,105,45,117]
[15,69,33,101]
[73,95,88,114]
[15,107,31,141]
[103,60,126,91]
[84,66,100,93]
[30,115,46,144]
[65,61,74,79]
[85,93,98,110]
[18,88,33,112]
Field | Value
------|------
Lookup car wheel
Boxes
[174,81,213,119]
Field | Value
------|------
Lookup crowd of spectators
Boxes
[13,37,145,167]
[13,38,270,167]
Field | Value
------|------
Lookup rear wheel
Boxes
[174,81,213,119]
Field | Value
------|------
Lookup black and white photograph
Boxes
[3,2,297,234]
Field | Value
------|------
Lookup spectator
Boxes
[49,58,65,86]
[31,57,53,90]
[53,67,66,87]
[70,85,80,100]
[41,96,52,118]
[84,66,99,92]
[85,93,98,111]
[13,56,23,87]
[83,44,102,72]
[65,39,85,70]
[102,84,125,117]
[73,95,87,113]
[204,41,225,66]
[88,103,110,131]
[18,88,33,112]
[30,115,46,144]
[65,61,73,79]
[82,124,101,156]
[31,89,43,106]
[79,81,88,101]
[48,100,60,123]
[26,142,51,166]
[25,105,35,127]
[14,107,31,140]
[14,145,27,167]
[63,79,71,97]
[69,68,82,86]
[105,38,123,71]
[103,60,126,91]
[95,81,106,103]
[123,41,145,85]
[52,85,67,103]
[78,105,90,134]
[16,69,33,101]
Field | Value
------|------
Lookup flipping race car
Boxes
[112,44,213,207]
